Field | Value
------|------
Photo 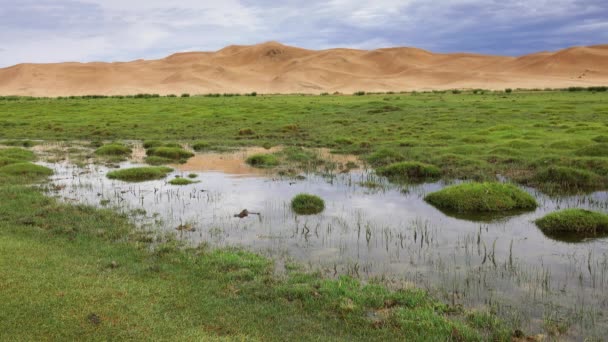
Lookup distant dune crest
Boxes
[1,41,607,96]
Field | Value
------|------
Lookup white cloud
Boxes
[0,0,606,66]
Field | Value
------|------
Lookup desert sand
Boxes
[0,41,607,96]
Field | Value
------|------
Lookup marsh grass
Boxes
[106,167,173,182]
[2,92,608,194]
[144,156,173,165]
[0,186,512,341]
[366,149,405,167]
[146,147,194,163]
[535,209,608,234]
[246,154,279,168]
[0,148,36,161]
[525,166,604,193]
[0,140,37,147]
[291,193,325,215]
[425,182,537,213]
[168,177,198,185]
[94,143,132,157]
[377,161,441,182]
[576,143,608,157]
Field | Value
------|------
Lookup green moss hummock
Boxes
[246,154,279,168]
[147,147,194,162]
[0,148,36,161]
[535,209,608,234]
[0,162,53,181]
[291,193,325,215]
[377,161,441,181]
[366,149,405,167]
[107,167,173,182]
[168,177,198,185]
[425,182,537,213]
[95,143,132,157]
[529,166,602,192]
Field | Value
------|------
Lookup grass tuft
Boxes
[576,143,608,157]
[366,149,405,167]
[147,147,194,162]
[0,148,36,161]
[107,166,173,182]
[528,166,603,192]
[246,154,279,168]
[535,209,608,234]
[168,177,198,185]
[95,143,132,156]
[425,182,537,213]
[377,161,441,181]
[0,162,53,181]
[291,193,325,215]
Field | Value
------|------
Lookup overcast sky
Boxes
[0,0,607,67]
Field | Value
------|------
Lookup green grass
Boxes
[192,141,211,151]
[94,143,132,156]
[524,166,604,193]
[291,194,325,215]
[1,92,608,193]
[377,161,441,182]
[246,154,279,168]
[425,182,538,213]
[0,139,38,147]
[146,147,194,162]
[0,181,512,341]
[535,209,608,234]
[0,147,36,161]
[107,167,173,182]
[144,156,174,165]
[168,177,198,185]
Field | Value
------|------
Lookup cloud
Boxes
[0,0,606,66]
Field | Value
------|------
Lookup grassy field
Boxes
[1,91,608,193]
[1,90,607,340]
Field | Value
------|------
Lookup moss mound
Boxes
[246,154,279,168]
[147,147,194,162]
[592,135,608,143]
[1,140,37,148]
[576,143,608,157]
[95,143,132,156]
[0,148,36,161]
[425,182,537,213]
[143,140,164,149]
[366,149,405,167]
[107,167,173,182]
[144,156,174,166]
[291,193,325,215]
[530,166,602,191]
[377,162,441,181]
[191,141,210,151]
[0,157,21,167]
[169,177,198,185]
[0,162,53,180]
[535,209,608,234]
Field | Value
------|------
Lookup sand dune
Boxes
[1,41,607,96]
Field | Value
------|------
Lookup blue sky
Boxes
[0,0,607,67]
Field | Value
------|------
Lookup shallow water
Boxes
[40,151,608,339]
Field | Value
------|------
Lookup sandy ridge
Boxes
[0,41,607,96]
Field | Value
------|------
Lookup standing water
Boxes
[40,146,608,340]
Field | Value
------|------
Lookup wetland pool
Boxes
[40,147,608,339]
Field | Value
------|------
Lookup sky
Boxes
[0,0,607,67]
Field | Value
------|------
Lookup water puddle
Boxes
[38,147,608,339]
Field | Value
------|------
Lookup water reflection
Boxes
[40,158,608,338]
